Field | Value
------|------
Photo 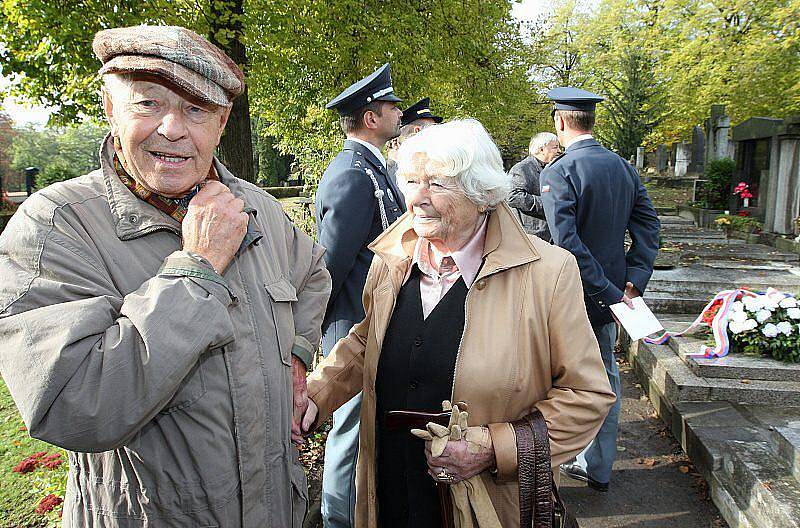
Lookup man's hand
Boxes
[182,181,248,274]
[301,399,319,434]
[291,356,308,445]
[621,281,641,309]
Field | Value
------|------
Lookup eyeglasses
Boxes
[550,108,557,119]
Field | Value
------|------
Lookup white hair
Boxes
[529,132,558,156]
[395,118,510,209]
[102,73,136,104]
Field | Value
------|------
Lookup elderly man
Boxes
[0,26,330,527]
[506,132,560,242]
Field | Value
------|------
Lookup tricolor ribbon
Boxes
[643,288,759,358]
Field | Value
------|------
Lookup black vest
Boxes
[375,268,468,528]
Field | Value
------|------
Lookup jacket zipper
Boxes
[449,265,510,402]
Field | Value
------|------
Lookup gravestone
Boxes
[656,144,669,173]
[636,147,645,170]
[675,142,691,177]
[705,104,733,164]
[690,126,705,173]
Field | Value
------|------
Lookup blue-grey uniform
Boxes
[540,87,660,489]
[315,63,405,528]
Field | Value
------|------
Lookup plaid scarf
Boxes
[113,139,217,223]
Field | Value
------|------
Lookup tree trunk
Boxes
[209,0,256,183]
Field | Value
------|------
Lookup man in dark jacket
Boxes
[315,63,405,528]
[540,87,660,493]
[506,131,560,241]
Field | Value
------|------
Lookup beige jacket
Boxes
[307,203,615,527]
[0,137,331,527]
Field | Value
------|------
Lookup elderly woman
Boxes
[303,119,614,527]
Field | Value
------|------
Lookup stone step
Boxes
[658,214,694,226]
[662,244,800,263]
[648,266,800,296]
[719,440,800,528]
[739,405,800,484]
[656,207,680,216]
[634,341,800,406]
[644,292,709,314]
[628,352,800,528]
[664,335,800,383]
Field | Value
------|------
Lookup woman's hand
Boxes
[424,426,496,484]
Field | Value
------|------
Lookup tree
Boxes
[597,49,665,158]
[0,0,256,181]
[11,122,107,189]
[0,111,15,195]
[1,0,533,187]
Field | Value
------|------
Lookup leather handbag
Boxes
[512,409,579,528]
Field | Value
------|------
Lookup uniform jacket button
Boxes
[476,280,486,290]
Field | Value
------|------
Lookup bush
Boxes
[35,160,79,191]
[714,214,763,234]
[699,158,735,209]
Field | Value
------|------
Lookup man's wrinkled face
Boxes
[103,76,231,198]
[537,140,561,164]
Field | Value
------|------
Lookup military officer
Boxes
[539,87,660,493]
[315,62,406,528]
[387,97,443,178]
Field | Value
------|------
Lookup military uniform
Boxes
[315,63,405,528]
[540,87,660,489]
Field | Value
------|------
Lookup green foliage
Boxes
[0,379,68,527]
[11,122,106,191]
[540,0,800,147]
[714,214,763,233]
[1,0,536,192]
[699,158,736,209]
[596,49,665,159]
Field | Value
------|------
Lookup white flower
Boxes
[788,307,800,319]
[731,301,745,312]
[762,323,779,337]
[762,297,781,311]
[780,297,798,308]
[777,321,793,335]
[744,319,758,331]
[730,310,748,323]
[743,296,762,311]
[728,320,743,334]
[756,309,772,323]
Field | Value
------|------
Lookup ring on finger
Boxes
[436,469,456,484]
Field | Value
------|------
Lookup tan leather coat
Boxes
[308,203,615,527]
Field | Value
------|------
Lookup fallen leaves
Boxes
[636,457,659,467]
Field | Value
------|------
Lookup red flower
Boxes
[702,299,724,325]
[737,211,751,217]
[35,494,63,515]
[13,458,38,474]
[12,452,47,474]
[42,458,63,470]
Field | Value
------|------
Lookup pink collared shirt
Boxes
[406,215,488,319]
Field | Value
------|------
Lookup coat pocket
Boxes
[290,452,309,528]
[264,278,298,367]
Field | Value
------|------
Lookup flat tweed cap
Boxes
[93,25,244,107]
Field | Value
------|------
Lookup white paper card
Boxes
[609,297,664,341]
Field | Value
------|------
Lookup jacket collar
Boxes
[344,139,386,173]
[565,137,600,153]
[101,134,262,249]
[369,202,540,291]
